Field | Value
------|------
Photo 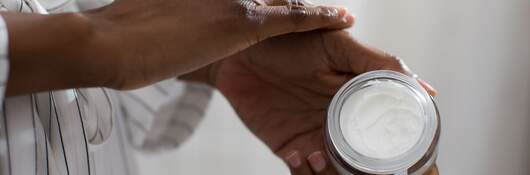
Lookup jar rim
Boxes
[326,70,439,174]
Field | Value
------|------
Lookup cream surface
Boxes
[340,80,425,159]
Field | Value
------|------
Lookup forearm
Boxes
[2,9,218,96]
[1,12,112,96]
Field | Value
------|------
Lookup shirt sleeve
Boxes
[115,79,213,152]
[0,15,10,103]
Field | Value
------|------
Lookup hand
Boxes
[210,30,437,174]
[85,0,353,89]
[2,0,353,95]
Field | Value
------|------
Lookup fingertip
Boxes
[307,151,327,173]
[336,6,349,17]
[418,78,438,97]
[325,6,354,24]
[343,14,355,25]
[332,14,355,29]
[284,150,313,175]
[285,151,302,168]
[319,13,355,29]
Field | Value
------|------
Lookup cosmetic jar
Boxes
[325,70,440,175]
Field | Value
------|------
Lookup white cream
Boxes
[340,80,425,159]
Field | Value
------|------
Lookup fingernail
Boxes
[286,151,302,168]
[338,6,349,12]
[342,14,355,23]
[417,78,438,96]
[307,151,327,172]
[337,7,348,17]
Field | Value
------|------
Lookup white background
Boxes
[137,0,530,174]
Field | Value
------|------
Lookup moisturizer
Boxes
[340,80,425,159]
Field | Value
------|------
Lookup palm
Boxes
[214,30,437,174]
[216,31,364,162]
[216,33,344,154]
[218,59,329,155]
[216,48,330,158]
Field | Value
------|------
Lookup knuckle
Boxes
[233,2,261,28]
[300,6,338,22]
[225,2,263,43]
[320,6,339,20]
[289,6,310,31]
[233,1,257,19]
[317,7,332,22]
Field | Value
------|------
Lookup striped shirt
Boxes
[0,0,213,175]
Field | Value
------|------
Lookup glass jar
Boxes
[325,70,440,175]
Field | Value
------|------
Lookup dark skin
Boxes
[2,0,353,96]
[184,30,438,175]
[4,0,438,173]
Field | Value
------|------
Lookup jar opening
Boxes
[339,79,426,160]
[326,70,439,174]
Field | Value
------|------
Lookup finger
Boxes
[385,57,438,96]
[386,58,438,96]
[417,78,438,96]
[307,151,328,174]
[426,164,440,175]
[320,31,438,96]
[253,5,354,41]
[262,0,290,6]
[264,0,315,6]
[378,57,439,97]
[284,151,313,175]
[310,150,341,175]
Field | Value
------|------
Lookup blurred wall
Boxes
[137,0,530,174]
[333,0,530,174]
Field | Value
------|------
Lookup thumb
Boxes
[320,31,438,96]
[253,5,354,41]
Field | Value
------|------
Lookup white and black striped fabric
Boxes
[0,0,213,175]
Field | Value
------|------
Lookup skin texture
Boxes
[195,30,439,175]
[1,0,353,96]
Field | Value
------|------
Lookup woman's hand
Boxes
[204,30,437,174]
[3,0,353,95]
[88,0,354,89]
